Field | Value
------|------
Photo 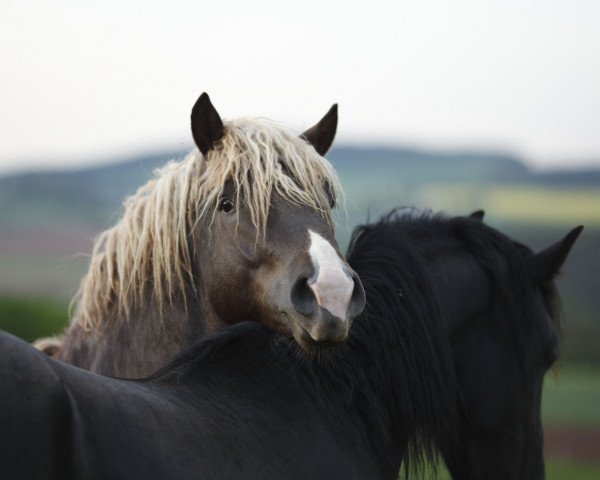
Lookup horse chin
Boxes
[282,311,349,353]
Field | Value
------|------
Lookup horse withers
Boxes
[346,209,582,480]
[38,93,365,377]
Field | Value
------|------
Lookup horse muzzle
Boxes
[287,263,365,348]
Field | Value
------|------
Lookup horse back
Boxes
[1,330,380,479]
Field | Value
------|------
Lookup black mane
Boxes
[151,213,461,478]
[348,208,561,372]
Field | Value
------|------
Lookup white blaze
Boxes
[307,229,354,320]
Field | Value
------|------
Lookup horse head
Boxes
[188,94,365,351]
[430,217,582,480]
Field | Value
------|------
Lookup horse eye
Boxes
[218,198,235,214]
[324,181,336,208]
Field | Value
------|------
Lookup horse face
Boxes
[432,227,581,480]
[189,94,364,350]
[195,185,365,351]
[440,284,553,480]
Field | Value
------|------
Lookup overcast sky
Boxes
[1,0,599,174]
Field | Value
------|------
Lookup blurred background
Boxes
[1,1,599,477]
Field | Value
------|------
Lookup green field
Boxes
[427,460,600,480]
[0,295,69,342]
[0,253,86,296]
[409,184,600,228]
[543,365,600,426]
[539,366,600,479]
[545,459,600,480]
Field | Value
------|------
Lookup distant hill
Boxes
[2,146,599,230]
[329,147,531,183]
[328,146,600,185]
[0,150,182,228]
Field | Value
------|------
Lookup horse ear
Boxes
[191,93,224,156]
[301,104,338,156]
[469,210,485,221]
[526,226,583,285]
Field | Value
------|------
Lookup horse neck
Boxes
[61,290,207,378]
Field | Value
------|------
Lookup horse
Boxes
[346,209,582,480]
[37,93,365,377]
[0,210,460,480]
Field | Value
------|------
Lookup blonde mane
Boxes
[72,117,342,333]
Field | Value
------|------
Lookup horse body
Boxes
[47,94,365,377]
[346,210,581,480]
[2,329,379,480]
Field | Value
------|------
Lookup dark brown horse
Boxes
[37,93,365,377]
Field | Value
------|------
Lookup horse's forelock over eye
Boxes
[278,160,298,186]
[218,198,235,214]
[324,181,336,208]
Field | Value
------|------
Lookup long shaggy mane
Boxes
[351,208,562,372]
[71,118,341,333]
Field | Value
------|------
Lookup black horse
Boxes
[0,216,458,480]
[346,209,582,480]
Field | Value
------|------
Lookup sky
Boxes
[1,0,599,174]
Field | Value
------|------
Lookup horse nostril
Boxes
[346,273,366,319]
[290,276,316,317]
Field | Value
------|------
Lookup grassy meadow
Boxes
[416,184,600,228]
[543,365,600,426]
[0,295,69,342]
[543,365,600,479]
[432,458,600,480]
